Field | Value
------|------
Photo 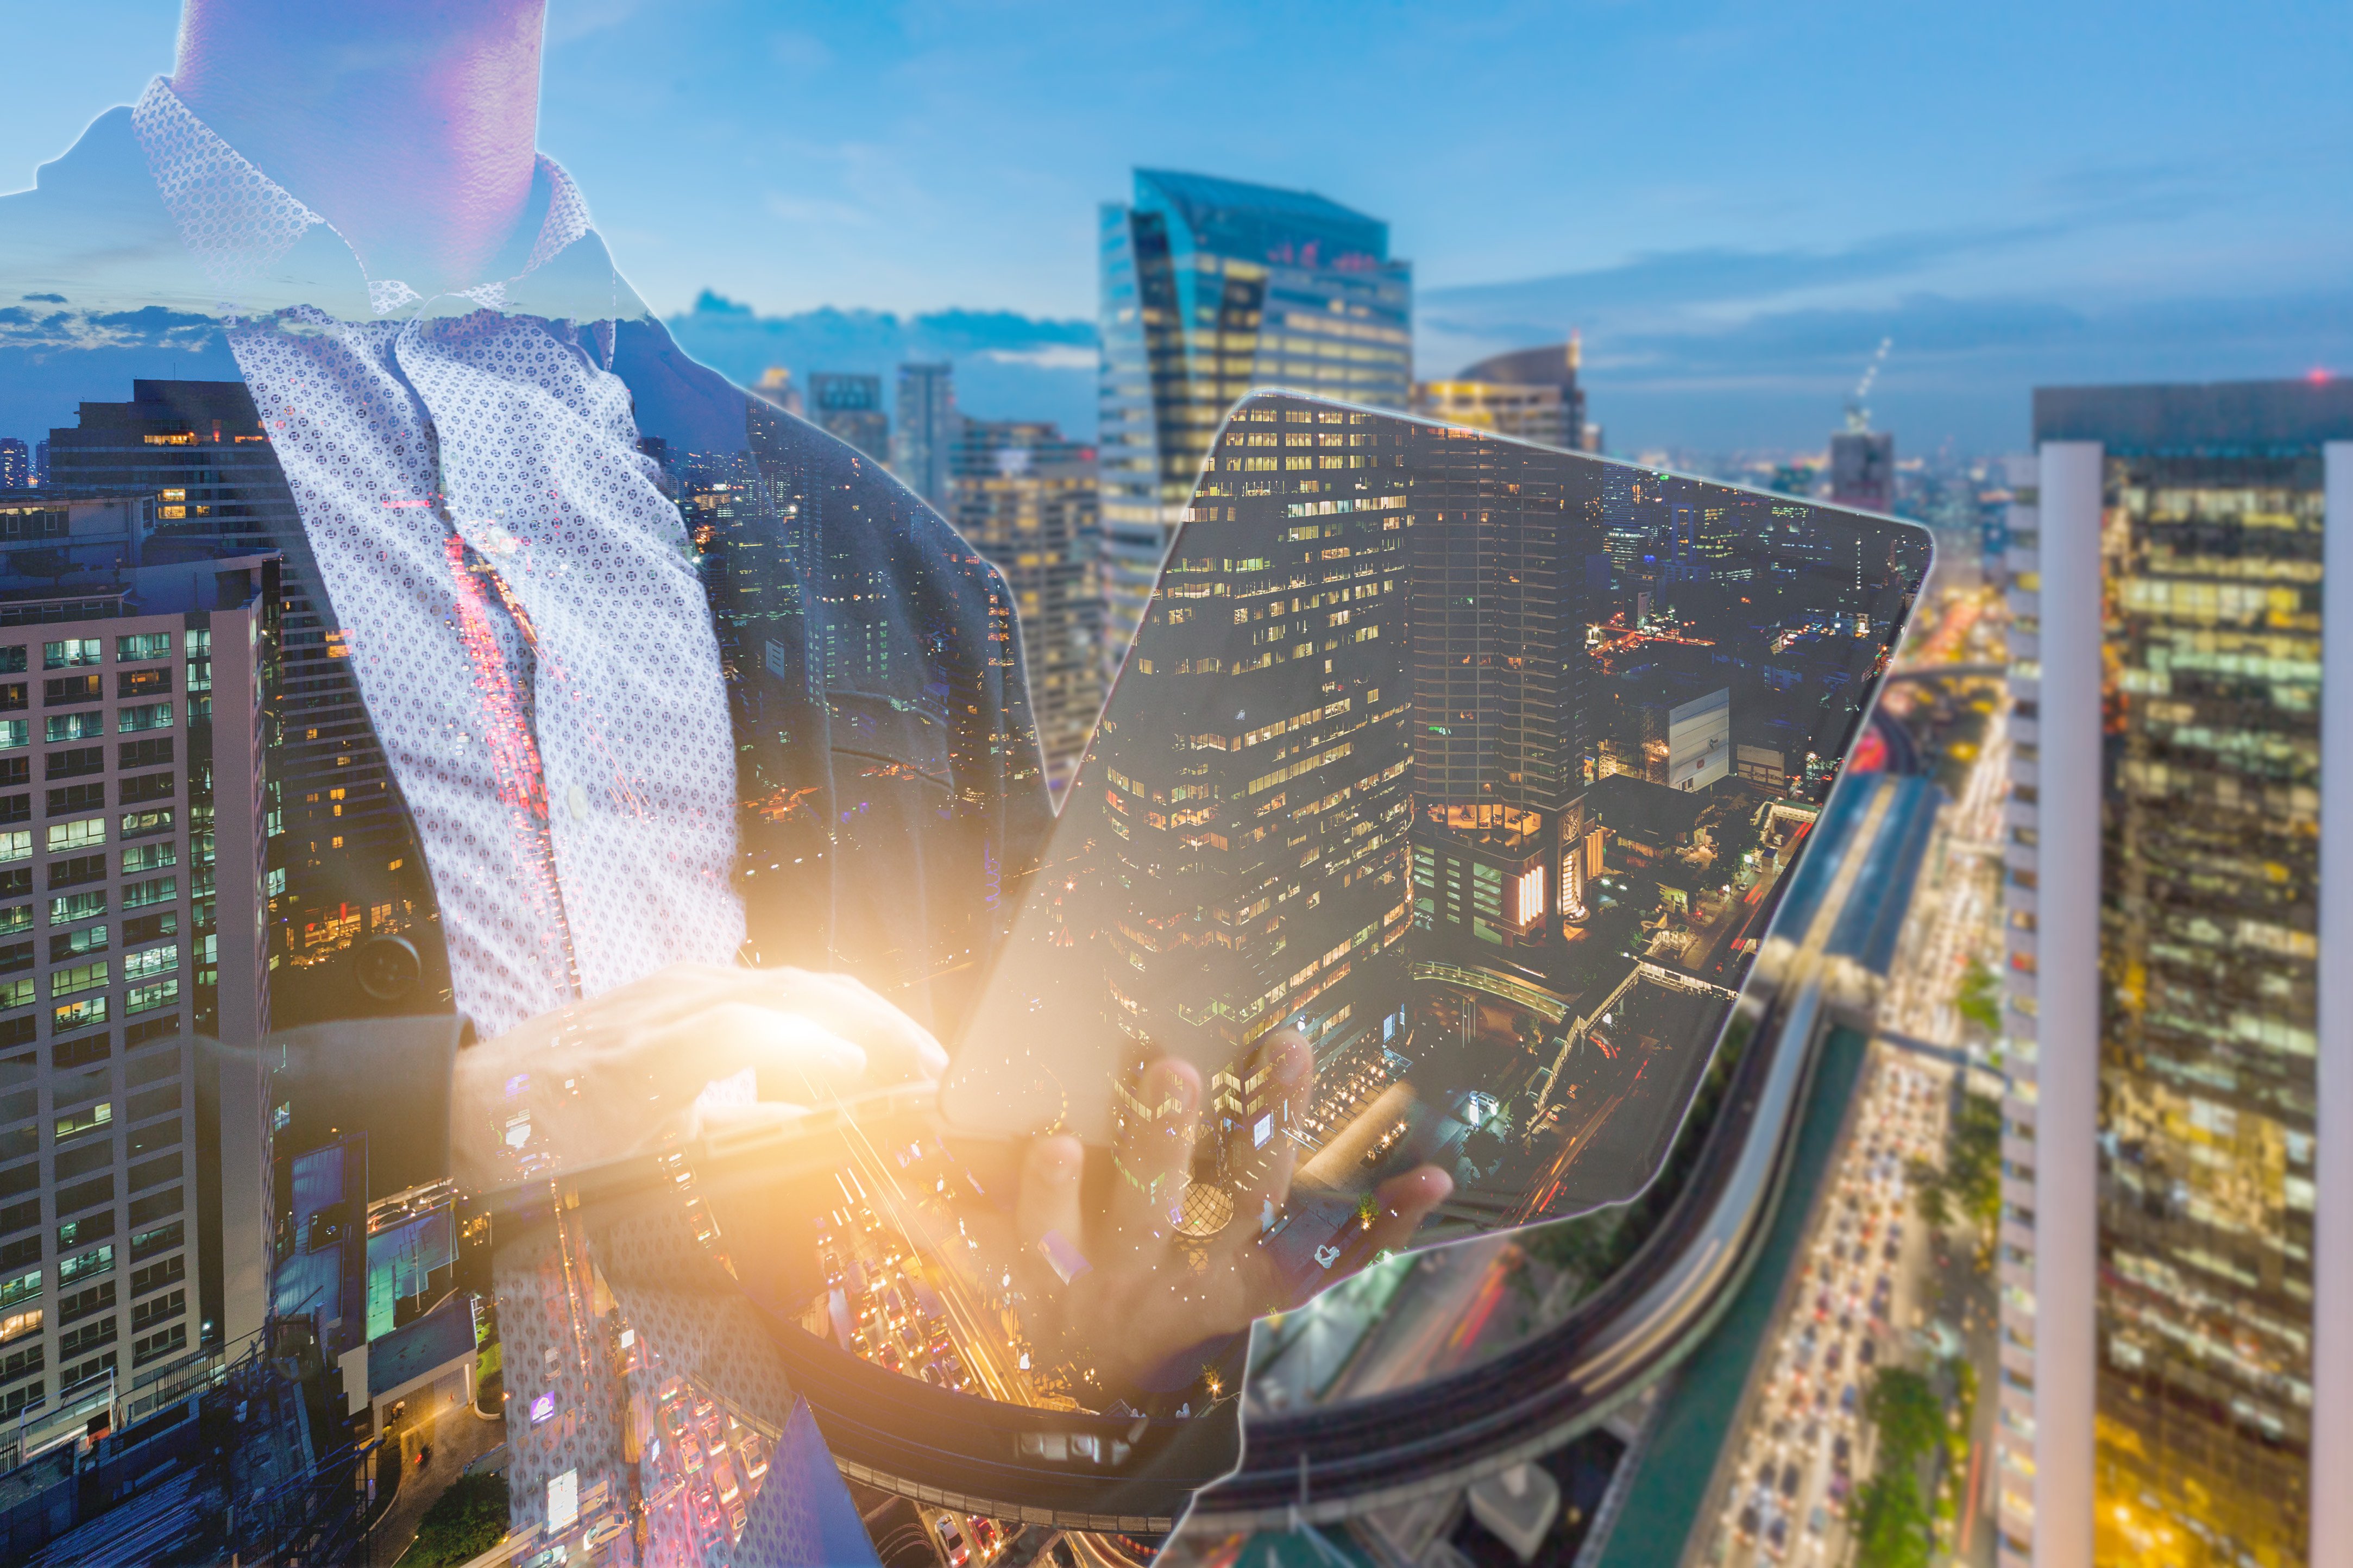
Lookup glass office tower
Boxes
[2000,381,2353,1568]
[1097,170,1412,673]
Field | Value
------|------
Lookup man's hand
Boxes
[994,1030,1452,1392]
[450,962,945,1194]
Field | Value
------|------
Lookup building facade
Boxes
[1998,380,2353,1568]
[810,373,889,465]
[1829,429,1895,513]
[0,486,269,1451]
[892,362,956,512]
[947,420,1105,794]
[1097,169,1412,675]
[1411,336,1597,455]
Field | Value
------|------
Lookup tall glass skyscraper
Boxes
[1998,381,2353,1568]
[1096,170,1411,673]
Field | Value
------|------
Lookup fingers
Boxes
[1111,1057,1201,1240]
[647,1003,872,1104]
[1229,1031,1313,1224]
[1016,1135,1086,1264]
[1362,1164,1454,1256]
[690,1099,816,1148]
[746,967,951,1082]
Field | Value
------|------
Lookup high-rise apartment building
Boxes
[0,484,270,1447]
[946,420,1105,793]
[1997,380,2353,1568]
[47,383,425,1037]
[0,442,27,490]
[810,373,889,464]
[1411,336,1598,454]
[893,362,957,512]
[1097,170,1411,672]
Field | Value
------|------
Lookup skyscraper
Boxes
[946,420,1105,792]
[1411,336,1598,454]
[0,440,27,490]
[1998,380,2353,1568]
[1097,170,1412,673]
[892,362,956,511]
[810,373,888,464]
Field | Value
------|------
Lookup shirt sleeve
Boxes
[271,1015,471,1194]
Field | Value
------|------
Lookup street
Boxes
[1691,1049,1953,1566]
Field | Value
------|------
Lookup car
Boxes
[1765,1515,1790,1557]
[936,1514,971,1567]
[1737,1501,1761,1539]
[1839,1383,1859,1415]
[1823,1342,1844,1375]
[1832,1433,1852,1468]
[713,1457,741,1507]
[1808,1505,1829,1537]
[1858,1337,1879,1367]
[969,1516,1001,1557]
[1883,1239,1899,1262]
[680,1434,706,1472]
[1778,1462,1800,1499]
[1828,1472,1852,1507]
[920,1361,944,1387]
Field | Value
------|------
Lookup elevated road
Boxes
[1179,782,1914,1530]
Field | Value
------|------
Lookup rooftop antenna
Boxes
[1844,337,1891,433]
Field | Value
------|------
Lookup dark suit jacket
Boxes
[0,107,1055,1189]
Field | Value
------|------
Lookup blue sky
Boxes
[7,1,2351,451]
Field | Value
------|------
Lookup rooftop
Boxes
[367,1291,476,1399]
[2033,377,2353,451]
[1134,168,1392,268]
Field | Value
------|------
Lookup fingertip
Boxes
[1384,1164,1452,1214]
[1270,1031,1311,1089]
[1144,1057,1201,1115]
[1028,1134,1084,1181]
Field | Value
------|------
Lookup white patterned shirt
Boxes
[129,78,744,1037]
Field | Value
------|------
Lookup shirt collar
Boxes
[128,75,594,316]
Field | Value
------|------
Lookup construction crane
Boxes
[1844,337,1892,433]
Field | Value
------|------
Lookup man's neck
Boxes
[169,0,549,293]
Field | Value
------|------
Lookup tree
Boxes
[407,1470,509,1568]
[1954,956,2002,1033]
[1864,1367,1945,1467]
[1905,1155,1951,1229]
[1851,1472,1934,1568]
[1853,1368,1946,1568]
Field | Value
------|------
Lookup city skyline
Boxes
[2,4,2348,452]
